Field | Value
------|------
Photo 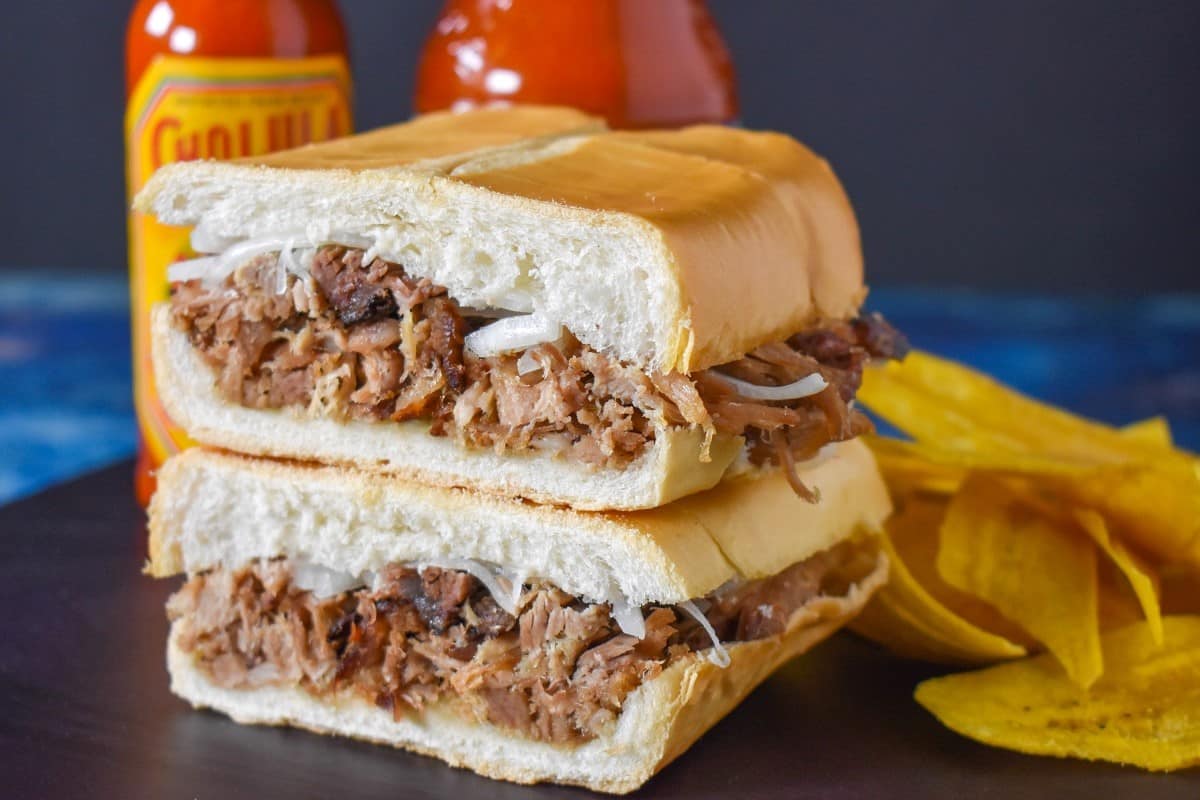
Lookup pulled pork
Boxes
[168,540,872,745]
[170,247,906,491]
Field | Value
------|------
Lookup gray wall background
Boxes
[1,1,1197,292]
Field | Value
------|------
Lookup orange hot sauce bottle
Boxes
[414,0,738,129]
[126,0,353,504]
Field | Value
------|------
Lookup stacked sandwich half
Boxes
[139,106,903,793]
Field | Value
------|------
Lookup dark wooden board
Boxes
[0,462,1195,799]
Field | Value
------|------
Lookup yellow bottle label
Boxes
[126,54,352,464]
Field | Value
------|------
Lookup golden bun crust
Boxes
[137,105,865,373]
[457,126,865,370]
[246,105,604,170]
[147,440,891,607]
[165,542,887,794]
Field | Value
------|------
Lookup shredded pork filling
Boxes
[167,538,876,744]
[169,246,907,493]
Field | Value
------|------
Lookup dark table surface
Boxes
[2,461,1196,799]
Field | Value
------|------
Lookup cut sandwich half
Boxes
[150,441,891,793]
[140,105,907,510]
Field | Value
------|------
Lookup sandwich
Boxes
[141,108,901,792]
[148,442,890,793]
[135,105,906,511]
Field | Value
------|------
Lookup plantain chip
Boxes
[859,364,1030,455]
[915,616,1200,772]
[1073,509,1163,644]
[887,495,1036,649]
[864,436,965,496]
[1121,417,1174,449]
[862,352,1192,467]
[851,496,1028,664]
[1121,418,1200,475]
[938,476,1103,688]
[861,353,1200,569]
[872,444,1199,567]
[862,435,1099,493]
[1050,465,1200,569]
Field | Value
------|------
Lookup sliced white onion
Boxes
[274,239,294,294]
[189,225,239,254]
[292,561,367,598]
[426,558,522,616]
[509,571,527,612]
[285,556,705,648]
[715,371,828,401]
[166,256,221,283]
[222,236,303,274]
[516,350,542,376]
[530,435,571,454]
[465,314,562,358]
[169,235,299,286]
[491,289,534,313]
[411,558,648,637]
[278,240,299,275]
[678,600,731,668]
[174,231,376,288]
[610,598,646,639]
[326,230,375,251]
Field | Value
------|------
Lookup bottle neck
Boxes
[612,0,738,127]
[416,0,737,128]
[126,0,348,96]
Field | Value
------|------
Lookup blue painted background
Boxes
[0,274,135,502]
[1,272,1196,505]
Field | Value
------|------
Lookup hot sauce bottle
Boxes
[414,0,738,129]
[126,0,354,504]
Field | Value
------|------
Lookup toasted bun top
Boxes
[148,440,891,606]
[248,105,604,170]
[135,105,865,373]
